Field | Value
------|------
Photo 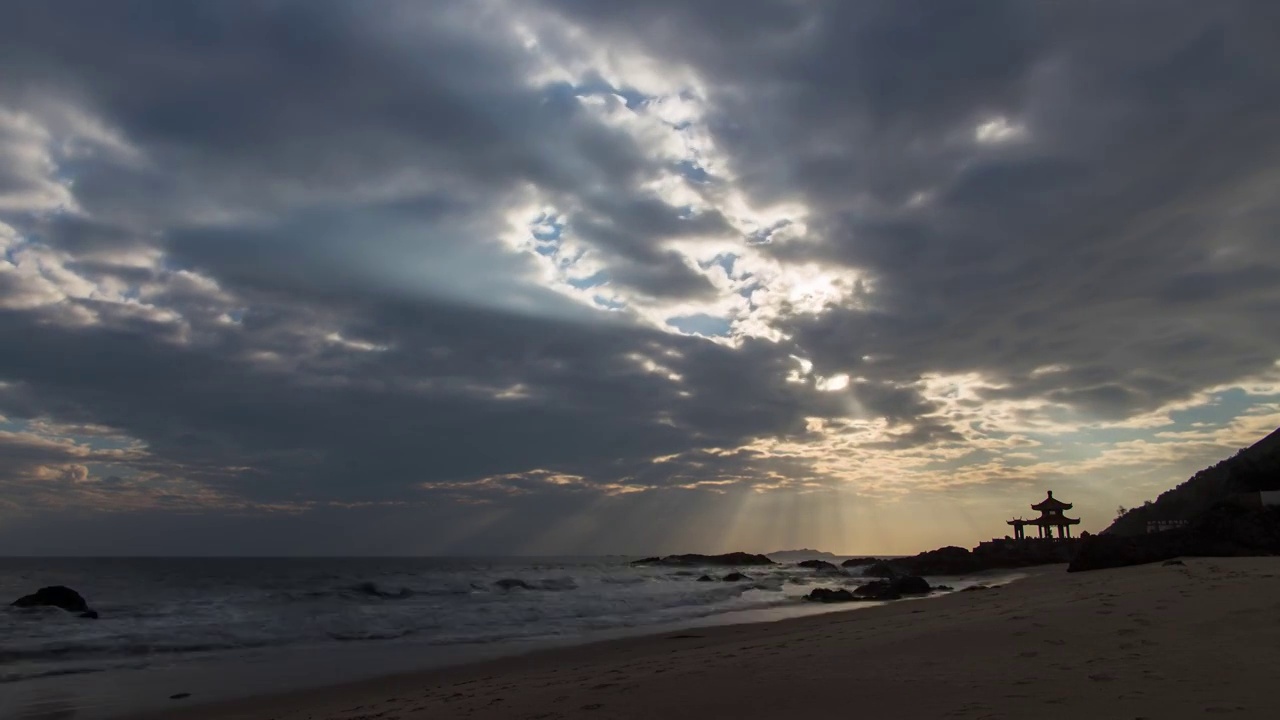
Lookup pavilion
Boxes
[1007,490,1081,540]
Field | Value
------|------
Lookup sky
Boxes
[2,0,1279,556]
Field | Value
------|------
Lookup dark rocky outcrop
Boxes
[891,575,932,595]
[12,586,97,618]
[352,581,413,599]
[493,578,534,591]
[1107,426,1280,537]
[797,559,839,571]
[631,553,775,567]
[722,572,752,582]
[851,581,901,601]
[875,540,1075,577]
[852,575,931,600]
[695,575,714,582]
[860,561,902,578]
[839,556,884,568]
[804,587,858,603]
[1068,504,1280,572]
[899,546,983,575]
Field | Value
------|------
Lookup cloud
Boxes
[0,0,1278,553]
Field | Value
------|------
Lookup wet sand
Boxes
[137,558,1280,719]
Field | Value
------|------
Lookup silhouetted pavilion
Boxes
[1007,491,1081,540]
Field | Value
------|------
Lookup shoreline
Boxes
[120,558,1280,719]
[3,566,1020,720]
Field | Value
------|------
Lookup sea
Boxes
[0,556,1013,719]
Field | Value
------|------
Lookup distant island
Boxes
[766,548,837,561]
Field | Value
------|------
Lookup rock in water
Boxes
[805,587,857,603]
[695,575,714,582]
[839,556,884,568]
[797,560,839,571]
[493,578,534,591]
[853,575,931,600]
[352,581,413,599]
[860,561,901,578]
[11,586,97,618]
[722,572,751,582]
[630,552,775,567]
[892,575,932,595]
[852,580,899,600]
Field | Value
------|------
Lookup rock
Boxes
[722,572,751,582]
[1069,504,1280,573]
[11,586,96,617]
[493,578,534,590]
[898,546,982,575]
[805,587,857,603]
[631,552,776,567]
[352,581,413,599]
[892,575,932,595]
[169,693,191,700]
[961,584,990,592]
[933,585,955,592]
[860,561,901,578]
[839,556,884,568]
[695,575,714,582]
[849,575,932,600]
[797,560,839,571]
[851,580,901,601]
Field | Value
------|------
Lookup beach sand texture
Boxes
[144,558,1280,719]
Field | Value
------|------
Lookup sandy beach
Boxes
[133,557,1280,720]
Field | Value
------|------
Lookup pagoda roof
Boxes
[1028,515,1080,525]
[1031,490,1073,511]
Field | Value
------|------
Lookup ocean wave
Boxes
[1,557,901,685]
[492,576,578,591]
[0,664,110,684]
[599,575,646,585]
[0,638,281,667]
[328,628,418,642]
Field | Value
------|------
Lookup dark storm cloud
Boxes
[548,0,1280,418]
[0,287,842,507]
